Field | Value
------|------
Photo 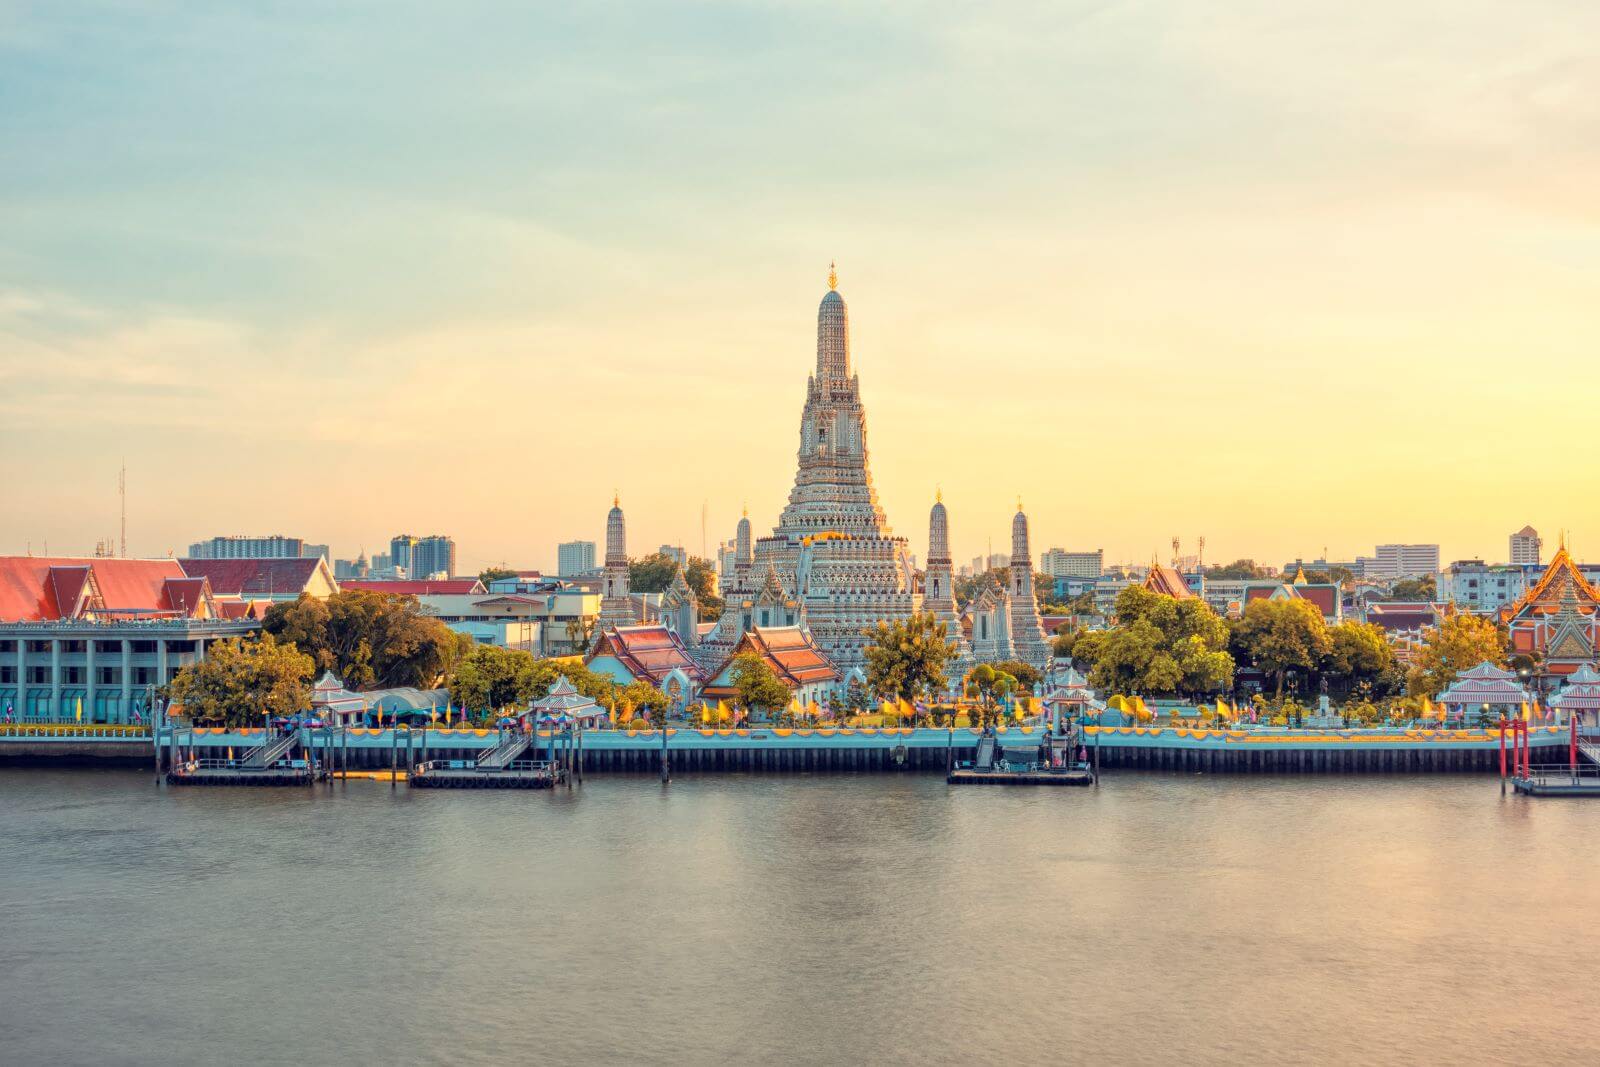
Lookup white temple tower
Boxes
[923,492,969,666]
[1006,503,1050,669]
[598,494,635,625]
[698,267,918,671]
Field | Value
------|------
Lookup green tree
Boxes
[683,556,724,622]
[1321,621,1398,697]
[729,652,793,716]
[1406,613,1507,697]
[449,643,539,712]
[1388,575,1437,601]
[165,633,314,727]
[264,591,469,690]
[862,612,958,701]
[954,567,1009,610]
[477,566,517,587]
[628,553,679,593]
[1065,585,1233,697]
[989,659,1043,693]
[1231,597,1331,701]
[1208,559,1267,580]
[965,663,1018,728]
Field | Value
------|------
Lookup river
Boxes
[1,769,1594,1065]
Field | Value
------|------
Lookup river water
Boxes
[1,769,1594,1065]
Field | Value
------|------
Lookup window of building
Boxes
[96,640,121,654]
[98,666,120,686]
[134,667,155,685]
[0,666,13,684]
[131,640,158,654]
[27,641,50,654]
[27,666,51,684]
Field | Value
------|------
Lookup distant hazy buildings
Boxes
[558,540,598,577]
[187,535,327,561]
[659,544,687,567]
[390,534,456,579]
[1040,548,1103,579]
[1510,526,1542,566]
[1365,543,1441,579]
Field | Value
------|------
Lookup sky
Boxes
[2,1,1598,573]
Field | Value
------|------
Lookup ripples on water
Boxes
[1,769,1595,1066]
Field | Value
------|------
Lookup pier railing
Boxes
[0,724,152,739]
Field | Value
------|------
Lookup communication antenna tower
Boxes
[1171,536,1180,569]
[119,461,127,557]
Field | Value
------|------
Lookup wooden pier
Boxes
[947,766,1093,786]
[409,758,564,789]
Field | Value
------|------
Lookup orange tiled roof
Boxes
[0,557,194,622]
[587,624,703,684]
[1142,564,1194,600]
[1498,546,1600,623]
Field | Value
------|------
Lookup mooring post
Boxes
[660,722,670,783]
[390,727,397,788]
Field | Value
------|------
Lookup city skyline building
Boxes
[187,535,327,561]
[558,540,598,577]
[1511,526,1542,566]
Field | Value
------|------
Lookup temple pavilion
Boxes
[1550,664,1600,728]
[1434,662,1532,722]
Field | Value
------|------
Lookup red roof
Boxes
[0,557,192,622]
[342,579,484,596]
[709,626,838,692]
[587,625,703,684]
[1142,564,1194,600]
[159,577,211,615]
[179,558,327,597]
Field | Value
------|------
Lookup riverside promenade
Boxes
[0,722,1578,774]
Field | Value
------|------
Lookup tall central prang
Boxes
[696,267,919,674]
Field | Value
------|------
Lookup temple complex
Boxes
[958,504,1051,670]
[698,268,919,673]
[1497,539,1599,677]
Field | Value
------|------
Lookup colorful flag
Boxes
[702,705,712,725]
[75,698,83,723]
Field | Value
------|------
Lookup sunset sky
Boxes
[2,2,1597,572]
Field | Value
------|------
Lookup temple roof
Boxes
[587,624,704,684]
[0,556,198,622]
[341,577,482,596]
[1435,661,1529,704]
[1142,564,1194,600]
[181,557,333,598]
[710,625,839,690]
[1498,545,1600,623]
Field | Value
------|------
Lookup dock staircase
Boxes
[477,733,532,770]
[242,731,300,768]
[1578,737,1600,768]
[973,735,997,771]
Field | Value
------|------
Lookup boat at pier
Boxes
[946,731,1094,786]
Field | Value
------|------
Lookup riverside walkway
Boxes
[1,722,1577,775]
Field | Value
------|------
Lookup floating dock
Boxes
[947,767,1093,786]
[409,758,563,789]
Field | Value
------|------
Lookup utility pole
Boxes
[119,460,127,557]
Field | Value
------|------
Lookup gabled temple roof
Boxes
[587,624,704,684]
[180,557,333,598]
[1142,564,1194,600]
[1435,661,1529,704]
[1498,545,1600,623]
[707,625,839,692]
[0,557,197,622]
[340,577,481,596]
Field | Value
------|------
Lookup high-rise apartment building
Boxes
[1040,548,1104,579]
[413,535,456,579]
[558,540,598,577]
[1509,526,1542,566]
[187,535,322,559]
[1371,543,1440,579]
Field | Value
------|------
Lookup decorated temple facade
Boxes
[698,625,841,708]
[922,492,970,670]
[585,623,704,715]
[1496,541,1599,677]
[597,494,637,627]
[957,504,1051,672]
[697,270,919,672]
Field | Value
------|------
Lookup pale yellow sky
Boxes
[2,2,1597,571]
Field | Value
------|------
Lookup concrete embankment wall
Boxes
[0,740,153,767]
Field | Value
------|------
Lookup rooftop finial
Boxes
[828,260,837,290]
[742,502,748,518]
[1016,495,1024,512]
[936,486,942,503]
[613,490,619,508]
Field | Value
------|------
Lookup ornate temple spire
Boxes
[599,495,634,626]
[816,270,851,383]
[1011,505,1032,564]
[929,496,950,561]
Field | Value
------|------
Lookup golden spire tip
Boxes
[828,261,837,290]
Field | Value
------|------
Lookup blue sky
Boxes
[3,1,1598,570]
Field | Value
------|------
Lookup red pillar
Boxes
[1499,721,1507,780]
[1571,714,1578,772]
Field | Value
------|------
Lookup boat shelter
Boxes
[1434,662,1531,722]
